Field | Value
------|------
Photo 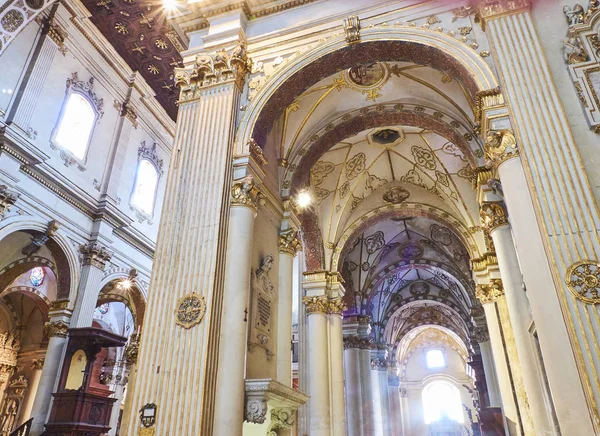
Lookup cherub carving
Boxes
[563,3,585,25]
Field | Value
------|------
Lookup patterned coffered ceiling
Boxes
[81,0,184,119]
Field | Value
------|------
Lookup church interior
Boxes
[0,0,600,435]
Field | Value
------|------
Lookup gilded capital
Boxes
[327,298,346,315]
[474,326,490,343]
[477,0,530,28]
[44,320,69,338]
[302,296,329,315]
[175,42,251,101]
[476,279,505,304]
[80,242,113,269]
[231,175,265,211]
[343,335,361,349]
[279,229,302,256]
[484,130,519,168]
[480,202,509,232]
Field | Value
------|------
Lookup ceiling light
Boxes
[162,0,178,12]
[297,191,312,208]
[119,279,132,290]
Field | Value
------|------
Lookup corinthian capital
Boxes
[484,130,519,168]
[175,42,252,101]
[80,242,113,269]
[302,296,329,315]
[231,175,265,211]
[480,202,509,232]
[477,0,530,25]
[44,320,69,338]
[476,279,505,304]
[279,229,302,256]
[327,298,346,315]
[0,185,19,218]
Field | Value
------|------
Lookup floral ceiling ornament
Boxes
[431,224,452,246]
[365,231,385,254]
[310,161,335,185]
[345,152,366,180]
[565,260,600,303]
[411,146,436,170]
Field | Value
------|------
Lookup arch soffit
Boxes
[2,286,51,320]
[396,324,469,364]
[97,274,147,326]
[236,26,499,154]
[0,217,80,305]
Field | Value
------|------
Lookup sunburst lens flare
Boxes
[297,191,312,208]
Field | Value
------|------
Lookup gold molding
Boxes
[231,175,265,211]
[475,279,504,304]
[565,260,600,304]
[279,229,302,256]
[484,129,519,168]
[480,202,509,232]
[175,293,206,329]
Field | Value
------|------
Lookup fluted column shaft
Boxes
[483,6,600,433]
[123,51,248,434]
[376,369,391,435]
[359,347,375,434]
[329,312,346,435]
[30,314,70,436]
[344,345,363,436]
[214,201,257,436]
[488,221,553,433]
[480,298,521,435]
[388,382,402,436]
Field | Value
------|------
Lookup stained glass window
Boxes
[29,267,45,287]
[131,159,159,215]
[98,303,109,314]
[54,93,96,160]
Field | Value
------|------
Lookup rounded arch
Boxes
[1,286,51,320]
[97,273,147,327]
[236,25,499,154]
[0,217,80,305]
[395,324,469,365]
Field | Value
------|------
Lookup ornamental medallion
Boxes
[175,293,206,328]
[565,260,600,304]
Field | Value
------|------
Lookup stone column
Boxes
[343,336,363,436]
[213,177,262,436]
[480,3,600,432]
[328,299,346,436]
[479,339,502,407]
[476,283,523,436]
[481,202,553,434]
[358,319,375,435]
[303,295,331,435]
[107,384,125,436]
[18,359,43,427]
[276,229,301,385]
[372,356,391,436]
[29,307,71,436]
[388,376,402,436]
[70,242,112,328]
[399,387,410,436]
[122,44,250,436]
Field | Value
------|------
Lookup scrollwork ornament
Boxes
[302,296,329,315]
[484,130,519,167]
[245,398,267,424]
[476,279,505,304]
[175,293,206,328]
[44,321,68,338]
[231,175,265,212]
[565,260,600,303]
[327,298,346,315]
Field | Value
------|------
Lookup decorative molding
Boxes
[22,219,60,256]
[477,0,531,29]
[565,259,600,304]
[124,333,140,365]
[244,378,308,424]
[471,252,498,272]
[175,293,206,329]
[475,279,504,304]
[473,325,490,343]
[484,130,518,167]
[328,298,346,315]
[231,175,265,211]
[302,296,329,315]
[278,229,301,256]
[248,139,267,165]
[80,242,113,269]
[0,333,19,369]
[138,141,163,174]
[31,359,44,370]
[268,408,295,433]
[480,202,509,232]
[343,15,360,44]
[66,72,104,116]
[0,185,19,218]
[43,320,69,338]
[122,102,139,129]
[174,42,252,100]
[474,87,504,127]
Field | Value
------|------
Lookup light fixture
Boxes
[118,278,132,290]
[162,0,178,12]
[296,191,312,208]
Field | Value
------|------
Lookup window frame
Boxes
[129,142,164,224]
[49,73,103,170]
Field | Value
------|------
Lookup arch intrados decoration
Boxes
[0,218,79,304]
[237,26,499,153]
[0,256,57,295]
[286,106,480,195]
[2,286,51,321]
[334,203,477,272]
[395,324,469,364]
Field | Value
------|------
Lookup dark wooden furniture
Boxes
[42,328,126,436]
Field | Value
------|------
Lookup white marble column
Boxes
[213,180,261,436]
[481,4,600,433]
[477,288,522,436]
[70,242,112,328]
[303,296,331,435]
[107,384,125,436]
[18,359,43,427]
[328,305,346,436]
[388,376,402,436]
[359,344,375,435]
[276,229,300,385]
[482,204,553,434]
[399,387,410,436]
[343,339,363,436]
[29,310,70,436]
[375,364,391,436]
[479,340,502,408]
[122,45,250,435]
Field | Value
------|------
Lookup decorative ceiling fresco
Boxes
[81,0,184,119]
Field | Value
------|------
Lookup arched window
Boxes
[426,349,445,368]
[29,267,45,287]
[54,93,96,160]
[422,381,464,424]
[131,159,159,215]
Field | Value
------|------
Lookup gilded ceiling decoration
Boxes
[80,0,184,119]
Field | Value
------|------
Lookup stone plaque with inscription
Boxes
[249,255,275,353]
